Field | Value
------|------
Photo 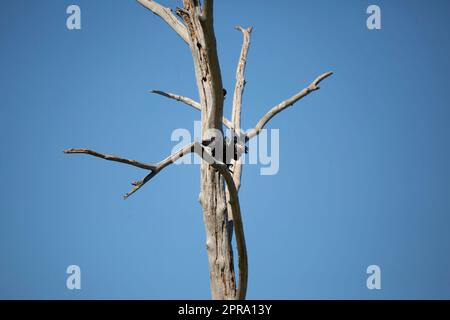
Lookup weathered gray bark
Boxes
[64,0,332,301]
[176,0,236,300]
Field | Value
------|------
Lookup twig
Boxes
[63,148,157,170]
[150,90,201,109]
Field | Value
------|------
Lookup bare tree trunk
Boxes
[177,0,236,300]
[198,167,236,299]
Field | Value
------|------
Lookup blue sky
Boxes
[1,0,450,299]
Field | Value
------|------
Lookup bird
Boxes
[201,132,248,172]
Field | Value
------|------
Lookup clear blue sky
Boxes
[1,0,450,299]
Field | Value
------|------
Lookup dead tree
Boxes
[64,0,332,300]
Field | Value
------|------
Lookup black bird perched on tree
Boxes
[222,88,227,99]
[201,133,248,172]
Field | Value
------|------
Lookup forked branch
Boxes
[64,141,248,299]
[124,142,198,198]
[64,143,194,199]
[246,71,333,140]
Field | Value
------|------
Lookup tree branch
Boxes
[231,26,252,133]
[246,71,334,140]
[137,0,190,44]
[150,90,233,129]
[64,143,196,199]
[229,26,252,193]
[123,142,196,199]
[150,90,201,109]
[63,148,157,170]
